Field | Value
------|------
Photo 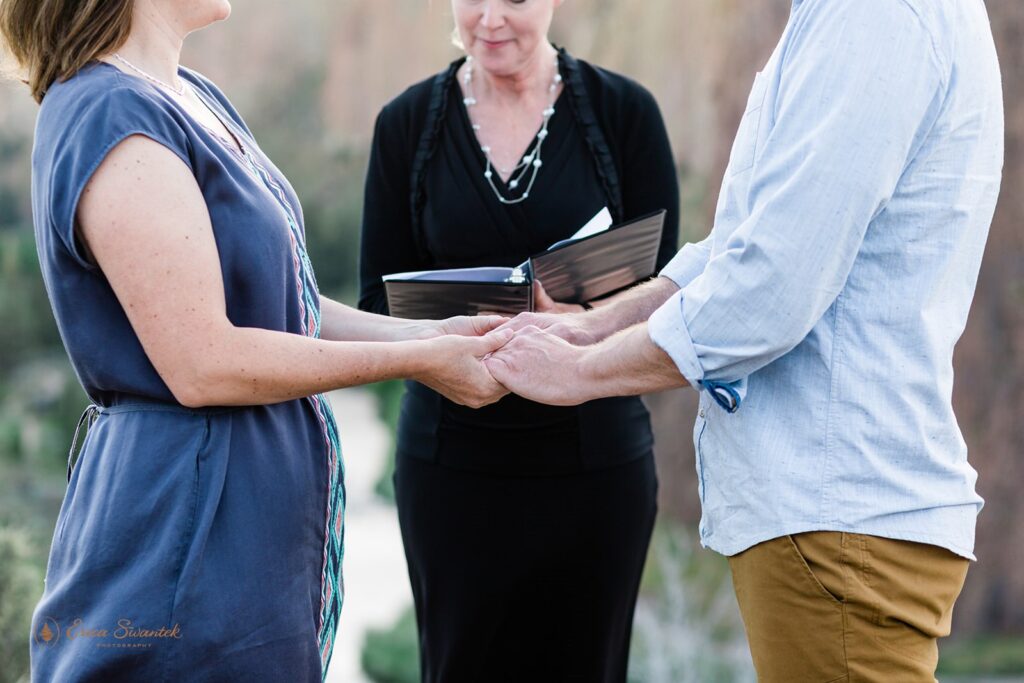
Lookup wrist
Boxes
[400,320,442,342]
[577,307,617,344]
[395,338,438,381]
[575,344,608,401]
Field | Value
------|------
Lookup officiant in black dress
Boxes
[358,3,678,681]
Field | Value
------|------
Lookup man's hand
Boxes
[483,326,597,406]
[486,323,691,406]
[414,328,513,408]
[496,310,598,346]
[496,277,682,346]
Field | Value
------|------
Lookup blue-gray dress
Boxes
[28,62,345,682]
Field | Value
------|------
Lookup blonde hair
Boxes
[451,25,464,51]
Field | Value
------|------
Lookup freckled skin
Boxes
[74,0,514,409]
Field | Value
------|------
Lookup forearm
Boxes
[319,296,426,342]
[174,324,426,407]
[585,276,680,342]
[578,322,690,399]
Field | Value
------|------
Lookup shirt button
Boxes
[699,408,706,418]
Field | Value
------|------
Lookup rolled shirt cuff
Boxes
[659,242,710,290]
[648,290,744,413]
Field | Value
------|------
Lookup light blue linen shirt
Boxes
[647,0,1003,559]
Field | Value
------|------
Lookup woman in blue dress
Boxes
[1,0,511,680]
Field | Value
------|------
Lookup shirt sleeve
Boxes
[48,86,192,270]
[647,0,948,411]
[659,232,713,290]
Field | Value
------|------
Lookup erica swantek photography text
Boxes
[34,616,182,649]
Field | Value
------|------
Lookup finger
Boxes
[471,315,510,335]
[532,280,557,312]
[494,313,538,335]
[483,355,512,386]
[475,327,515,356]
[513,324,544,338]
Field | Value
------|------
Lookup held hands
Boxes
[484,325,596,406]
[410,283,601,408]
[412,319,513,409]
[493,281,600,346]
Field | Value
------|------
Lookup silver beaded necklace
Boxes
[112,53,186,96]
[462,54,562,205]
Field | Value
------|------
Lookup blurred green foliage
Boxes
[939,636,1024,676]
[361,607,420,683]
[0,526,41,683]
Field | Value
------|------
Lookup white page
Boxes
[546,207,613,251]
[572,206,613,240]
[383,266,515,283]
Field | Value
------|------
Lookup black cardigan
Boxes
[358,49,680,472]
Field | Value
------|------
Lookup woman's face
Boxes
[145,0,232,36]
[452,0,562,77]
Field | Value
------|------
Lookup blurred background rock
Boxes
[1,1,1021,681]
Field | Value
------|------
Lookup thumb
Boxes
[533,280,556,312]
[471,314,510,335]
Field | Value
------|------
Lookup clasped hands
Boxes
[415,284,602,408]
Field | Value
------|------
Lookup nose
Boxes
[479,0,506,30]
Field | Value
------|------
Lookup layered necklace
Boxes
[462,53,562,205]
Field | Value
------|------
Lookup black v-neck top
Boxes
[359,51,679,473]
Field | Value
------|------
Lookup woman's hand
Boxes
[413,328,514,408]
[533,280,587,314]
[404,314,510,341]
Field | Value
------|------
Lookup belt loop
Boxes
[67,404,100,483]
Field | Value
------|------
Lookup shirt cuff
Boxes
[648,290,744,413]
[659,242,710,289]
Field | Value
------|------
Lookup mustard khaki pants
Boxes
[728,532,970,682]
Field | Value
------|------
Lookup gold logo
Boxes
[34,617,61,648]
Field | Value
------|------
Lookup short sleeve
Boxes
[45,85,193,269]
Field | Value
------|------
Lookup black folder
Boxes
[383,210,666,319]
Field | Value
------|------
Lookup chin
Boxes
[211,0,232,22]
[179,0,231,32]
[470,48,521,78]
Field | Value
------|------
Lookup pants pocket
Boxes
[788,532,846,605]
[729,534,848,683]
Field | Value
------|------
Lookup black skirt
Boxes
[394,449,658,683]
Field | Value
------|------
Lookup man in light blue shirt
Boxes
[487,0,1003,678]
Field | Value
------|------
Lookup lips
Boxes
[479,38,511,49]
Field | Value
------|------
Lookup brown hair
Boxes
[0,0,134,103]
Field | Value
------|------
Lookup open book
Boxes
[382,208,666,319]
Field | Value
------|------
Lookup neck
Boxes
[105,2,185,85]
[475,43,557,102]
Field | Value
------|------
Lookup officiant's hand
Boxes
[532,280,588,315]
[413,328,513,408]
